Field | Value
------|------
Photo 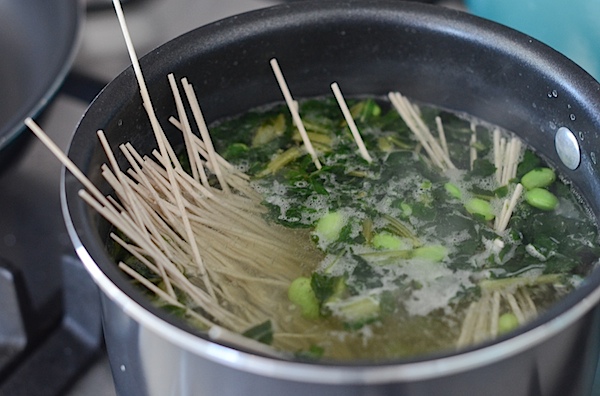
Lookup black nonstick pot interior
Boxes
[65,0,600,363]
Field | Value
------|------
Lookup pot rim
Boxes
[62,0,600,384]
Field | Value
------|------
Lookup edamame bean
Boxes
[444,182,462,199]
[288,277,320,319]
[400,202,412,217]
[412,245,447,262]
[465,198,495,221]
[315,211,346,242]
[372,232,408,250]
[498,312,519,334]
[521,167,556,190]
[525,187,559,211]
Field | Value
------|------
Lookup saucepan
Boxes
[0,0,82,167]
[62,1,600,395]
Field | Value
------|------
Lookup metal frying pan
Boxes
[0,0,82,155]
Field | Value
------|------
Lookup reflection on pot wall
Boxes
[466,0,600,80]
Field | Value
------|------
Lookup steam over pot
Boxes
[63,1,600,395]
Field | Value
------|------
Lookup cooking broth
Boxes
[113,94,600,361]
[208,96,598,359]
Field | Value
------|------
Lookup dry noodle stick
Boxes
[119,262,181,306]
[500,139,513,185]
[503,292,526,324]
[390,92,456,170]
[181,77,231,194]
[497,137,507,184]
[192,225,290,268]
[330,82,372,163]
[113,1,185,184]
[388,93,444,169]
[169,116,257,197]
[209,326,287,359]
[139,82,215,298]
[493,129,502,183]
[78,189,226,319]
[473,300,490,344]
[107,195,126,213]
[188,215,308,256]
[138,155,179,203]
[469,122,477,170]
[517,288,537,317]
[190,227,313,282]
[493,199,510,232]
[270,58,322,170]
[116,179,181,265]
[112,0,185,180]
[101,166,172,257]
[507,138,522,184]
[97,131,150,237]
[195,207,299,252]
[116,151,316,324]
[207,188,264,213]
[111,233,161,275]
[146,147,213,200]
[456,302,478,348]
[120,143,184,227]
[209,267,289,287]
[501,138,522,186]
[435,116,449,160]
[119,265,221,330]
[197,230,309,280]
[167,73,206,186]
[117,262,220,334]
[134,207,198,273]
[490,291,501,338]
[144,151,214,201]
[24,118,113,209]
[496,183,524,233]
[112,0,215,298]
[168,116,238,172]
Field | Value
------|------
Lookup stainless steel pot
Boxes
[62,1,600,395]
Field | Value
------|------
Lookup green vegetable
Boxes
[252,113,286,147]
[288,277,320,319]
[521,168,556,190]
[257,146,304,177]
[464,198,495,221]
[242,320,274,345]
[497,313,519,334]
[412,245,447,262]
[400,202,413,217]
[350,99,382,122]
[204,95,598,360]
[330,295,380,328]
[314,211,347,243]
[310,273,347,308]
[444,182,462,199]
[295,344,325,360]
[525,188,559,211]
[223,142,249,159]
[377,136,394,152]
[372,232,408,250]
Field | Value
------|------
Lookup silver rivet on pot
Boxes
[555,127,581,170]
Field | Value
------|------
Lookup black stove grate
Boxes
[0,256,103,396]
